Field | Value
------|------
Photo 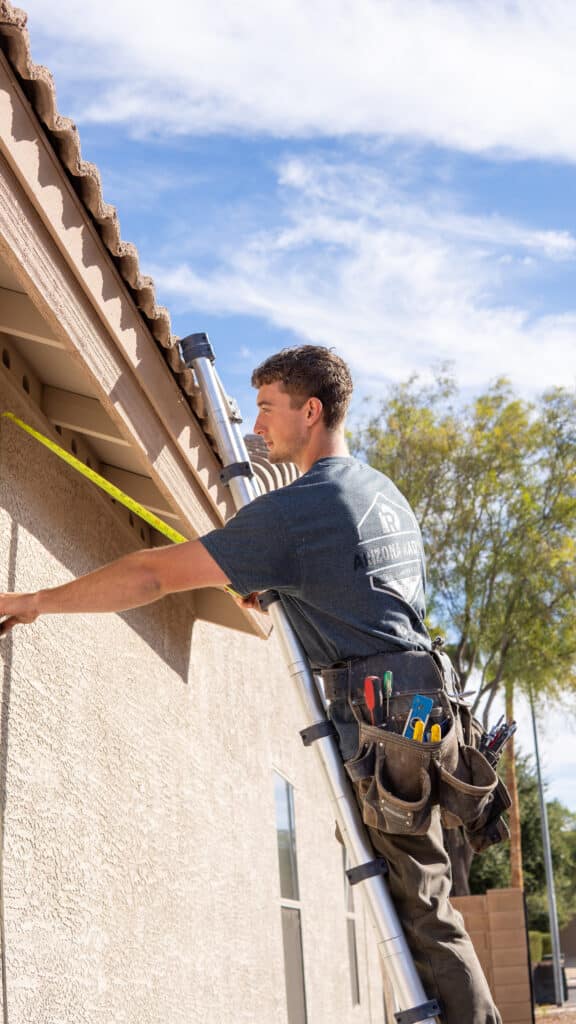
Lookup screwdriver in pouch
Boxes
[412,719,425,742]
[363,675,382,726]
[488,720,517,756]
[382,670,393,720]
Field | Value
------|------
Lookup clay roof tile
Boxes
[0,0,297,492]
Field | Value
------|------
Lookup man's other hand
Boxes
[232,590,268,613]
[0,593,38,637]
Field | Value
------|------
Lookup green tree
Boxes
[470,756,576,932]
[351,375,576,887]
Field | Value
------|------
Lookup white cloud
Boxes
[150,156,576,395]
[20,0,576,160]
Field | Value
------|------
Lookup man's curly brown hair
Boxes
[251,345,353,430]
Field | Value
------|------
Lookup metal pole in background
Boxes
[529,691,564,1006]
[182,333,441,1024]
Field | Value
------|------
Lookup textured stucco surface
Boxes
[0,376,385,1023]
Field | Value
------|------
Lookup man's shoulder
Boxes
[270,457,398,510]
[301,456,393,489]
[299,455,375,479]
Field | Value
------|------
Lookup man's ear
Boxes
[306,397,323,425]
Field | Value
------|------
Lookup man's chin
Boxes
[267,448,291,465]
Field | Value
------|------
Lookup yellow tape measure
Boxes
[1,410,188,544]
[1,410,242,601]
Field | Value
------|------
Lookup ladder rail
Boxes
[182,334,441,1024]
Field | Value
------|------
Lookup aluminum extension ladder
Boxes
[181,333,442,1024]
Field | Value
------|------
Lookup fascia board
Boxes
[0,51,233,533]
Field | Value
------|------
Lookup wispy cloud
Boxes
[149,155,576,395]
[277,157,576,258]
[23,0,576,161]
[96,166,210,210]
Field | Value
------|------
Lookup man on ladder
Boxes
[0,344,502,1023]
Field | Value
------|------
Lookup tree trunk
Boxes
[479,680,499,728]
[504,681,524,889]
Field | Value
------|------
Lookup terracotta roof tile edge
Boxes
[0,1,176,341]
[0,1,298,493]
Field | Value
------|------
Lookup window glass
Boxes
[281,906,308,1024]
[274,772,300,902]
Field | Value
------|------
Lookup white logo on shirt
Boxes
[356,492,422,605]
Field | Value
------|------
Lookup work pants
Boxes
[329,697,502,1024]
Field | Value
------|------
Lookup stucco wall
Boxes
[0,375,384,1023]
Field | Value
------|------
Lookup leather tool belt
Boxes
[322,650,450,703]
[322,650,511,846]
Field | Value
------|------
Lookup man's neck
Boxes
[296,431,350,474]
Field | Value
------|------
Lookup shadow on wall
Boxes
[1,411,195,683]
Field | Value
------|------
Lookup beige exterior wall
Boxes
[0,373,385,1022]
[0,23,387,1018]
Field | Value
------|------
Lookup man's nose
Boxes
[254,415,264,435]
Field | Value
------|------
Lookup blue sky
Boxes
[16,0,576,810]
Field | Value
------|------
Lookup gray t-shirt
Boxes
[200,456,431,668]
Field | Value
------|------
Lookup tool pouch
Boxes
[464,777,512,852]
[432,651,512,844]
[325,647,508,839]
[344,692,459,836]
[453,698,484,749]
[329,649,512,842]
[437,745,498,831]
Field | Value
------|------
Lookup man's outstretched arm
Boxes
[0,540,229,637]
